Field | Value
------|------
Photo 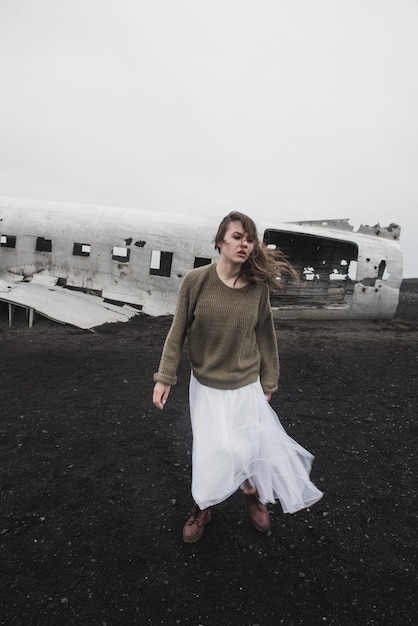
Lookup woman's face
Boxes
[218,220,255,265]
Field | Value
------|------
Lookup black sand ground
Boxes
[1,280,417,625]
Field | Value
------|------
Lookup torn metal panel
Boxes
[0,196,403,324]
[357,222,401,240]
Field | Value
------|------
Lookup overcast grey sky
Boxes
[1,0,417,276]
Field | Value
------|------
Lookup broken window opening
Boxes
[0,234,16,248]
[73,243,91,257]
[36,237,52,252]
[194,257,212,268]
[149,250,173,277]
[377,259,387,280]
[112,246,130,263]
[263,229,358,307]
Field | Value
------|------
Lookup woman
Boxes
[153,211,323,543]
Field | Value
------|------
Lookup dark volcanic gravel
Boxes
[1,279,417,625]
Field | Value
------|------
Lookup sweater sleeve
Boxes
[153,277,192,386]
[256,286,280,394]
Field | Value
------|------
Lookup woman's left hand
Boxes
[265,393,271,402]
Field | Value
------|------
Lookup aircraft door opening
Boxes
[263,229,359,309]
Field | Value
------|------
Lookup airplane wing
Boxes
[0,277,140,329]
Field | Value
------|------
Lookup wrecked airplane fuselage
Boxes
[261,217,402,320]
[0,197,402,327]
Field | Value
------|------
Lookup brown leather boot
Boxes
[182,504,211,543]
[243,492,270,532]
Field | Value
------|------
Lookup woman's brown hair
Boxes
[214,211,298,289]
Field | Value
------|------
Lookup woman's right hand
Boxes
[153,382,171,409]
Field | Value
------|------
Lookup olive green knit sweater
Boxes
[153,263,279,393]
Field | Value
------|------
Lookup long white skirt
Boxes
[189,373,323,513]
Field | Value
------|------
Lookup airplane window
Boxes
[36,237,52,252]
[112,246,130,263]
[73,243,91,257]
[150,250,173,277]
[0,234,16,248]
[194,257,212,268]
